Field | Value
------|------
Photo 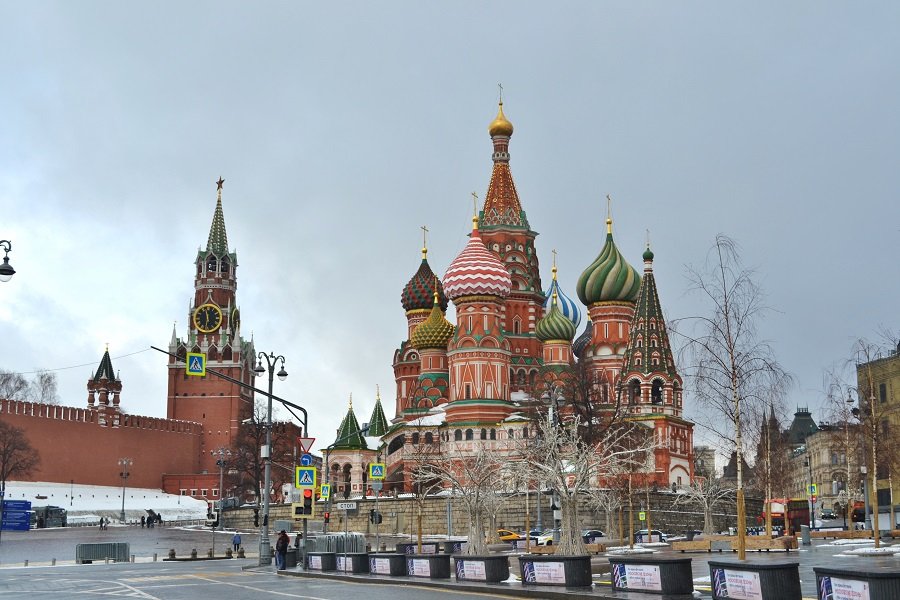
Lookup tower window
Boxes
[465,429,473,441]
[465,384,472,399]
[454,429,462,441]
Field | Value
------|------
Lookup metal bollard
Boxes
[105,557,110,564]
[190,549,197,559]
[24,560,28,567]
[153,553,157,562]
[131,555,135,563]
[51,558,56,566]
[207,549,213,558]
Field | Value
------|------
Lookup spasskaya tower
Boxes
[166,178,256,474]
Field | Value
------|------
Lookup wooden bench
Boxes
[672,540,712,553]
[528,546,557,555]
[584,543,606,554]
[745,536,796,552]
[811,530,873,540]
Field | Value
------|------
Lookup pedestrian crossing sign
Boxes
[369,463,386,480]
[295,466,317,489]
[186,352,206,377]
[320,484,330,500]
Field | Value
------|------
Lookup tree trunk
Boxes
[704,506,714,535]
[557,494,585,555]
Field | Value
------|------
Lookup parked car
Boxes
[821,510,837,520]
[496,528,521,541]
[633,529,667,542]
[581,529,605,543]
[536,528,560,545]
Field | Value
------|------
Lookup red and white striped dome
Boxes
[442,226,512,301]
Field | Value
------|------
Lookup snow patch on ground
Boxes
[828,539,876,546]
[841,546,900,556]
[606,546,658,555]
[4,480,208,522]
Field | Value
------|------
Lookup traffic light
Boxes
[323,511,330,524]
[292,488,315,520]
[253,508,259,528]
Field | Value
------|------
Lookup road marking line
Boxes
[189,575,331,599]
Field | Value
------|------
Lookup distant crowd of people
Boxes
[96,513,164,530]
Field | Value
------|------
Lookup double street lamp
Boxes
[253,352,287,567]
[212,448,232,531]
[118,458,133,523]
[0,240,15,282]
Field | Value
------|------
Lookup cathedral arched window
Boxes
[465,429,473,441]
[651,380,663,404]
[513,317,521,334]
[480,428,487,440]
[507,429,514,439]
[517,371,526,385]
[629,380,641,403]
[411,432,420,445]
[220,257,230,275]
[454,429,462,442]
[425,432,433,444]
[490,429,496,440]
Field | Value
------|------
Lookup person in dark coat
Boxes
[275,530,290,570]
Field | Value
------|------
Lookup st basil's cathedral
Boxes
[326,101,695,498]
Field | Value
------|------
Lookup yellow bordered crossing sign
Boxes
[320,483,331,500]
[295,466,316,488]
[369,463,386,480]
[186,352,206,377]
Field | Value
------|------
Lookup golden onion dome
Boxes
[488,101,514,137]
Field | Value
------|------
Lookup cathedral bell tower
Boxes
[166,178,256,474]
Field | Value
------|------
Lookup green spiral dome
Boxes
[536,299,577,342]
[576,230,641,305]
[410,299,455,350]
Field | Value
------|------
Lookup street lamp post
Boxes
[118,458,133,523]
[0,240,15,282]
[212,448,231,531]
[253,352,287,567]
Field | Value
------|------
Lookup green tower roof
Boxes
[333,396,366,450]
[367,389,389,437]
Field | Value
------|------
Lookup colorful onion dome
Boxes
[572,319,593,359]
[536,294,577,342]
[488,101,514,137]
[543,263,582,329]
[443,214,512,300]
[401,247,448,313]
[643,245,654,262]
[576,217,641,305]
[411,290,455,349]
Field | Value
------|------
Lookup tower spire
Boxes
[606,194,613,235]
[421,225,429,259]
[207,177,229,254]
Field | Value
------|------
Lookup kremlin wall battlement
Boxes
[0,397,202,490]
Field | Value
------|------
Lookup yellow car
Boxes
[496,528,521,541]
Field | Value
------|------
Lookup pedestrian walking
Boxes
[232,532,242,551]
[275,530,290,570]
[140,516,145,528]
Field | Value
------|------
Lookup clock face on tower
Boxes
[193,303,223,333]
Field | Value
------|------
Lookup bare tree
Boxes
[0,371,30,401]
[519,412,657,555]
[853,337,900,548]
[0,421,40,491]
[403,421,444,552]
[413,441,507,555]
[675,235,791,559]
[28,371,59,404]
[230,401,294,505]
[674,474,736,535]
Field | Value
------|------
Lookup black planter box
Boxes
[815,565,900,599]
[518,554,592,588]
[608,555,693,595]
[307,552,336,572]
[368,553,407,576]
[443,540,469,554]
[405,553,451,579]
[709,560,800,600]
[453,554,510,583]
[335,552,369,574]
[395,542,439,555]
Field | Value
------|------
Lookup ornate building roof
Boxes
[401,246,448,313]
[207,178,229,255]
[576,217,641,306]
[536,294,577,343]
[481,102,528,229]
[543,262,581,329]
[410,289,455,349]
[367,388,389,438]
[333,395,366,450]
[621,245,679,378]
[572,319,593,359]
[443,215,512,300]
[93,346,118,382]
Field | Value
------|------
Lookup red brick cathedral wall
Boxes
[0,400,201,489]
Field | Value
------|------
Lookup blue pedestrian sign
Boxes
[186,352,206,377]
[369,463,386,480]
[295,466,317,489]
[300,453,313,466]
[320,484,331,500]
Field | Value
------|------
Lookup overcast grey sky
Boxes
[2,2,897,455]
